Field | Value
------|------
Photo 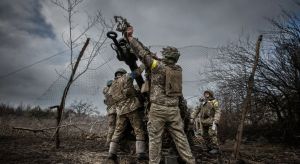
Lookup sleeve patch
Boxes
[212,100,219,107]
[151,59,158,69]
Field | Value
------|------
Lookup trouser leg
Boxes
[106,114,116,145]
[167,107,195,164]
[208,125,219,149]
[147,106,165,164]
[128,110,145,141]
[111,115,128,143]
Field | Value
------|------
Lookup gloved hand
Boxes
[212,121,218,131]
[126,26,134,41]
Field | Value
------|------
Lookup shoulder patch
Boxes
[212,100,219,107]
[151,59,158,70]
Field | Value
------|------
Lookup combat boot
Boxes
[136,140,148,160]
[108,142,118,160]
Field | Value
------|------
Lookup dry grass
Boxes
[1,114,300,163]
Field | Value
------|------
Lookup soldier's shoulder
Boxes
[175,64,182,70]
[211,99,219,106]
[103,86,109,93]
[164,64,182,70]
[211,98,218,102]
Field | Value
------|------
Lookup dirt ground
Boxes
[0,117,300,164]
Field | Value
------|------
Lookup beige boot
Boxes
[108,142,118,160]
[136,141,148,160]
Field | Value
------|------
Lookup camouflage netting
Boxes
[35,45,218,114]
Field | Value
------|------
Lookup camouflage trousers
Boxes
[148,103,195,164]
[202,124,219,149]
[106,113,116,144]
[111,110,145,142]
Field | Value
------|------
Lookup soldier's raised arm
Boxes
[122,64,145,97]
[126,27,159,70]
[128,64,145,79]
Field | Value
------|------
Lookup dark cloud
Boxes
[0,0,55,38]
[0,0,63,106]
[93,0,299,47]
[0,0,299,113]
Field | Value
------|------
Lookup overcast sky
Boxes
[0,0,299,114]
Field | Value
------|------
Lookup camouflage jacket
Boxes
[107,70,144,116]
[191,98,221,125]
[129,38,180,107]
[103,86,116,115]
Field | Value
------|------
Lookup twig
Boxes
[12,123,91,133]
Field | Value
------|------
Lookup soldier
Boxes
[190,90,221,154]
[107,67,147,161]
[103,80,116,146]
[126,26,195,164]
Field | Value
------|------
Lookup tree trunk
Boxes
[232,35,262,159]
[55,38,90,148]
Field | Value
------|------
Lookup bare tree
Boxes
[50,0,112,148]
[204,35,259,113]
[70,100,98,117]
[202,2,300,148]
[255,5,300,141]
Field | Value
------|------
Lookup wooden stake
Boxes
[232,35,263,159]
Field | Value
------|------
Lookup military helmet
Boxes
[115,68,127,77]
[106,80,113,87]
[204,90,214,98]
[161,46,180,63]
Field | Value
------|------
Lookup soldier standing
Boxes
[103,80,116,146]
[107,67,147,161]
[190,90,221,154]
[126,26,195,164]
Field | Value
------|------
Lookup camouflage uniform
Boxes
[129,38,195,164]
[103,84,117,145]
[191,90,221,150]
[107,67,147,160]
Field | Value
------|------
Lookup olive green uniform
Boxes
[191,96,221,150]
[129,38,195,164]
[108,73,146,143]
